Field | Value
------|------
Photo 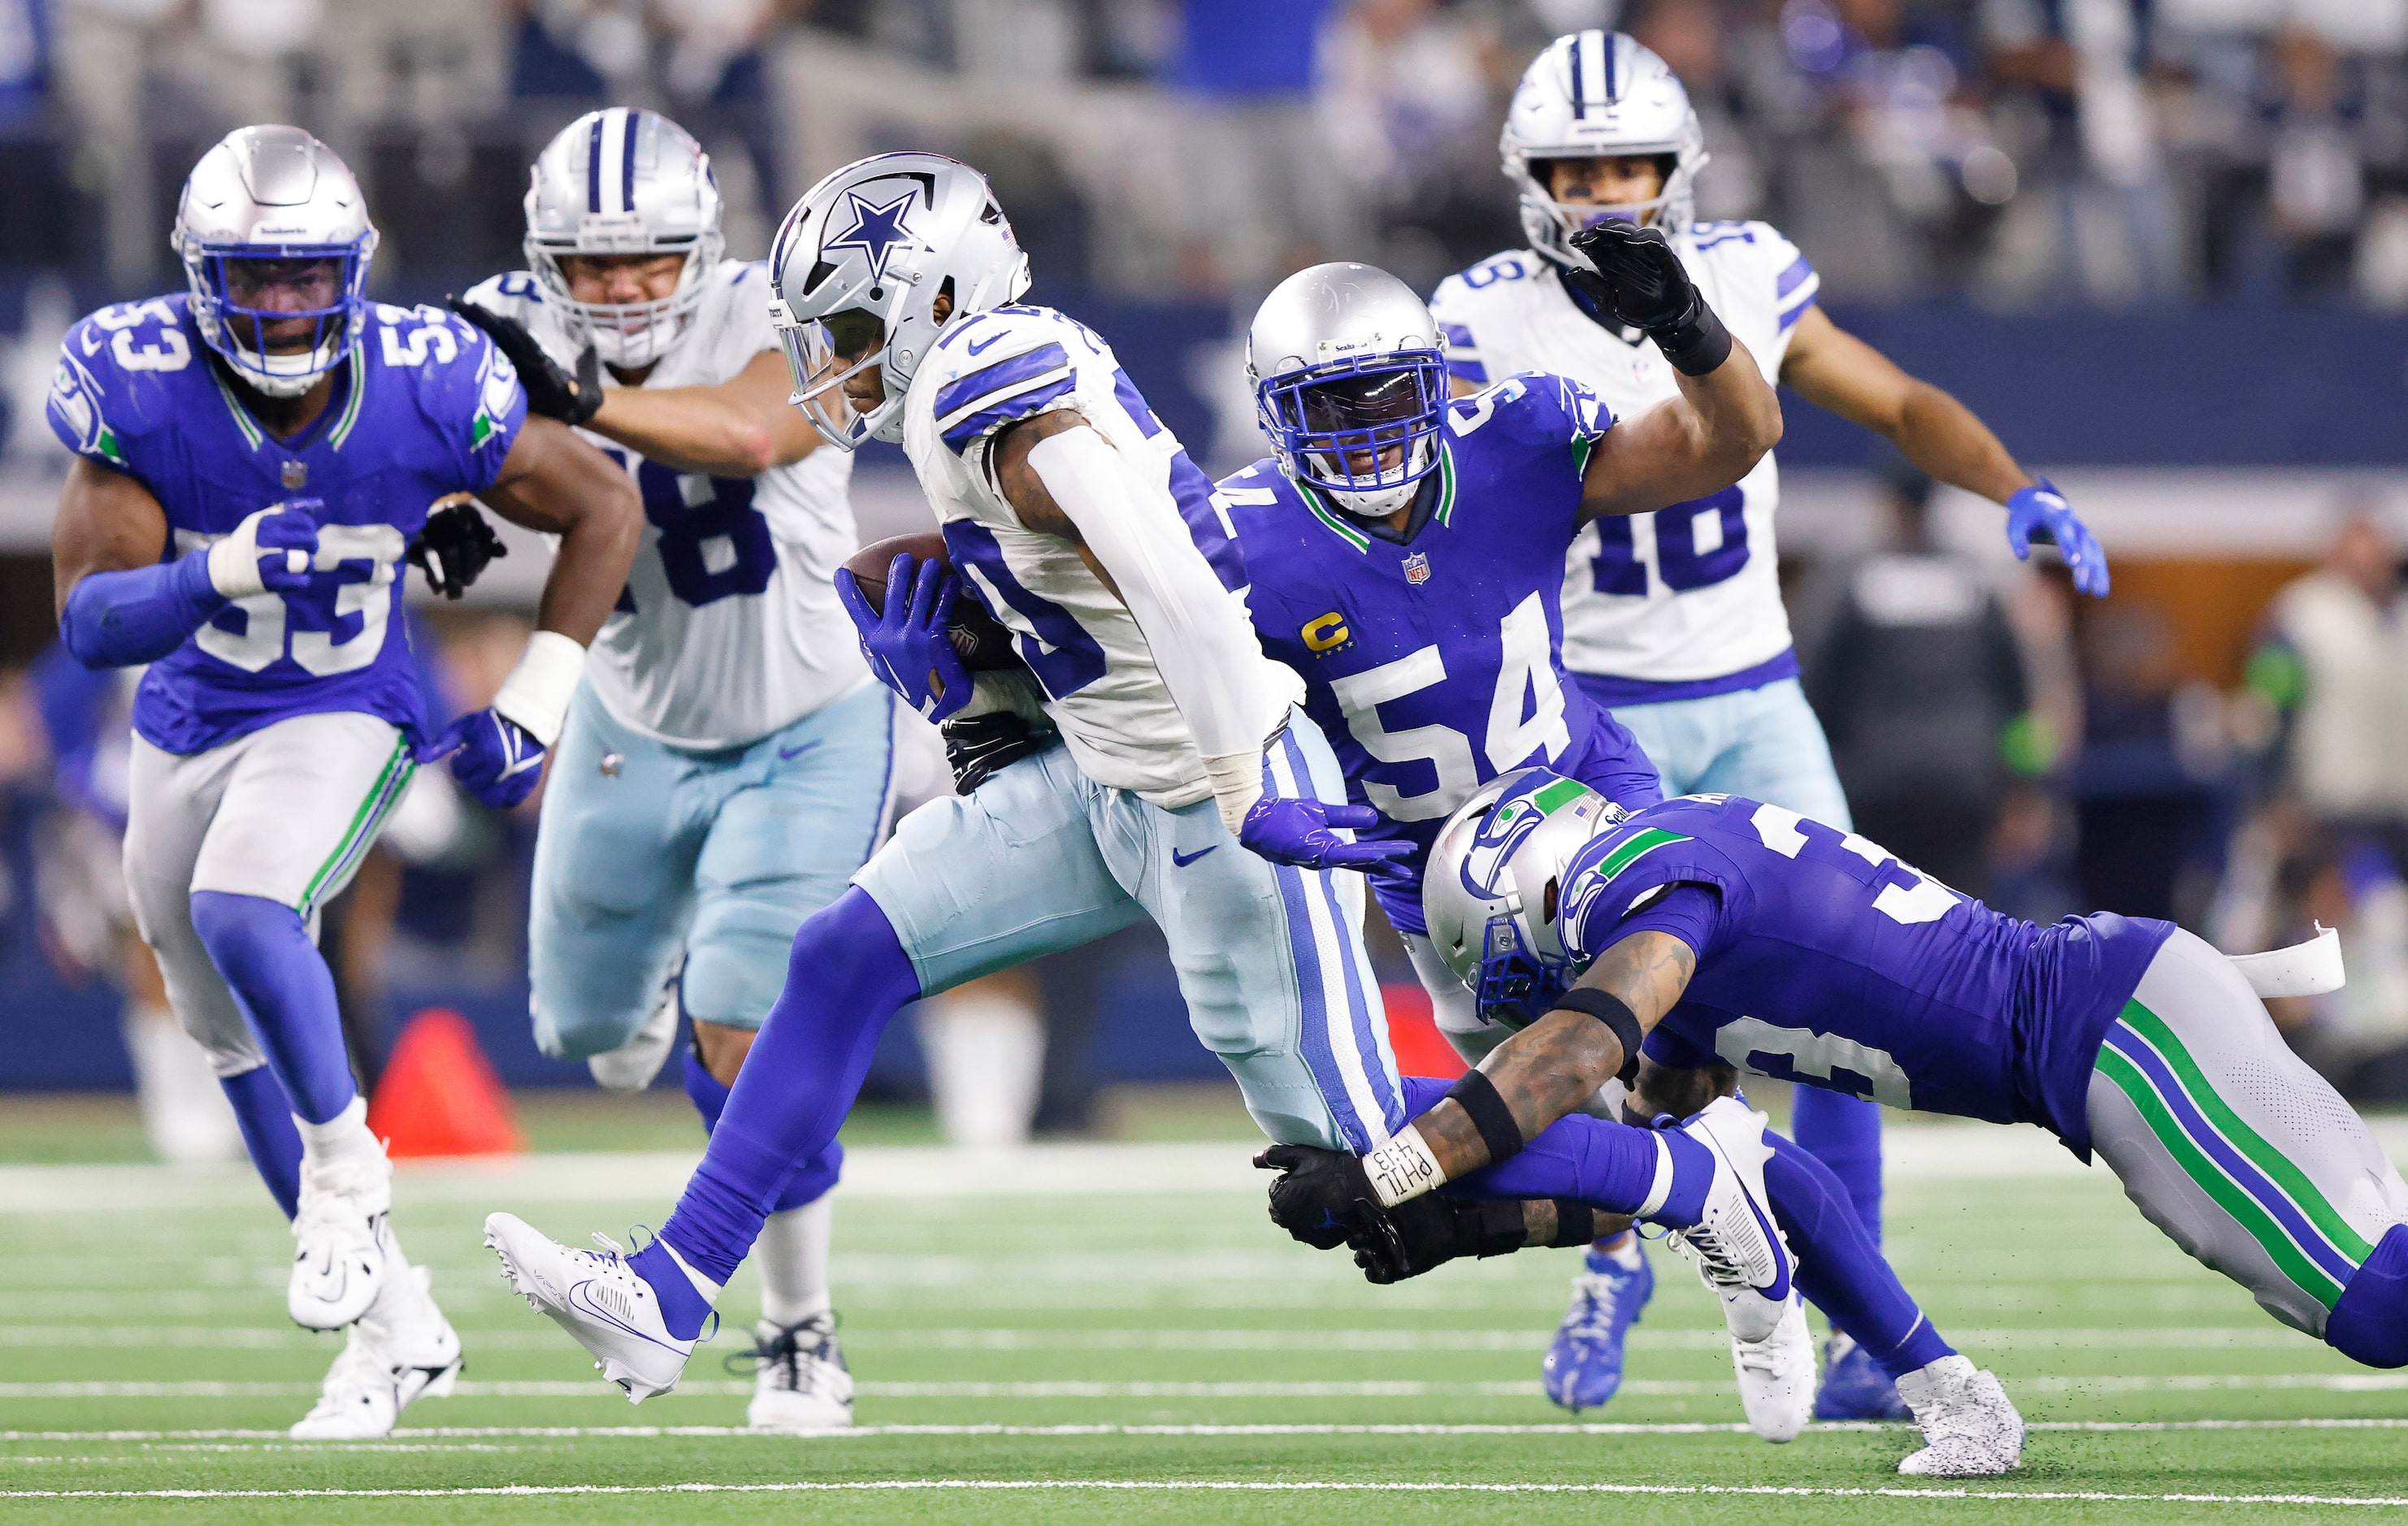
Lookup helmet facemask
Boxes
[180,245,375,399]
[1257,349,1448,518]
[527,232,724,371]
[775,300,901,450]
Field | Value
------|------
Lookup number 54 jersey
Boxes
[462,262,861,748]
[1556,792,2177,1155]
[46,294,526,755]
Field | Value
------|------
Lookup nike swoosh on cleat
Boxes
[1171,845,1217,868]
[567,1280,684,1353]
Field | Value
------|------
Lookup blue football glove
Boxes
[2005,478,2109,598]
[835,553,974,722]
[416,709,548,809]
[1240,796,1417,887]
[207,498,322,599]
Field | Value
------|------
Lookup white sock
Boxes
[918,989,1043,1148]
[658,1238,726,1304]
[756,1194,835,1329]
[1594,1231,1643,1268]
[295,1096,382,1168]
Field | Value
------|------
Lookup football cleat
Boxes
[484,1213,698,1401]
[288,1149,395,1331]
[289,1264,462,1440]
[1542,1242,1653,1412]
[739,1314,856,1432]
[1663,1096,1796,1343]
[588,973,681,1093]
[1816,1329,1912,1420]
[1894,1355,2024,1476]
[1732,1295,1816,1442]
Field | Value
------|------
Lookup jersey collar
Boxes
[1293,443,1459,554]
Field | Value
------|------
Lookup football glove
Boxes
[835,553,974,723]
[1256,1142,1382,1251]
[2005,478,2110,598]
[407,497,510,600]
[207,500,321,600]
[1350,1194,1529,1286]
[1564,222,1733,377]
[416,709,547,809]
[1239,796,1416,887]
[447,297,605,427]
[942,709,1057,794]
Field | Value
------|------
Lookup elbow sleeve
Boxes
[60,552,228,669]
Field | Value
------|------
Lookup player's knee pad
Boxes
[2328,1224,2408,1369]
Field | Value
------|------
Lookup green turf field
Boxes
[2,1105,2403,1524]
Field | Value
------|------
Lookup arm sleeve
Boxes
[1024,425,1276,765]
[58,550,228,670]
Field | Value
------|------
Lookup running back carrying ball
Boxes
[839,532,1023,672]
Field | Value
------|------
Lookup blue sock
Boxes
[189,891,356,1125]
[656,889,918,1288]
[682,1048,843,1215]
[2328,1223,2408,1369]
[219,1065,302,1219]
[626,1238,717,1342]
[1790,1087,1883,1243]
[1764,1129,1953,1378]
[1399,1076,1712,1225]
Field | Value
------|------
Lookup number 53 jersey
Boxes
[1556,792,2177,1155]
[46,293,527,756]
[462,262,861,749]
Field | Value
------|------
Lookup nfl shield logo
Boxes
[1403,552,1430,586]
[281,460,308,489]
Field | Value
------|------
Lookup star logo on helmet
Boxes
[825,187,919,285]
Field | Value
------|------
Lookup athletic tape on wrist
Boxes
[1444,1069,1525,1166]
[1362,1126,1443,1208]
[1548,1199,1598,1248]
[1470,1198,1529,1259]
[1651,299,1733,377]
[1547,987,1643,1088]
[492,629,587,748]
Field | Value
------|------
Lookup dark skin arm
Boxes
[51,457,170,620]
[1778,306,2032,504]
[1576,338,1784,519]
[476,414,643,643]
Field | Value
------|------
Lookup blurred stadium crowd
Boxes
[2,0,2408,1142]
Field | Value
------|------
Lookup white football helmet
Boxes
[1501,31,1708,264]
[172,125,378,399]
[1423,769,1627,1030]
[523,107,725,369]
[1246,262,1450,520]
[767,152,1030,449]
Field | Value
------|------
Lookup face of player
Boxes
[1544,154,1671,220]
[823,309,888,417]
[559,253,687,307]
[221,257,344,353]
[1303,368,1422,481]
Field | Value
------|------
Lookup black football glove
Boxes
[446,296,605,427]
[407,498,510,600]
[1256,1142,1384,1251]
[1350,1194,1529,1286]
[1563,222,1733,377]
[940,709,1058,795]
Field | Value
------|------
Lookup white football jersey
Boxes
[900,304,1302,807]
[1430,222,1819,701]
[463,261,863,748]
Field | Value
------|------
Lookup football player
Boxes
[1430,30,2112,1417]
[1227,258,1965,1441]
[1268,770,2408,1474]
[453,108,878,1431]
[46,127,640,1437]
[481,151,1454,1402]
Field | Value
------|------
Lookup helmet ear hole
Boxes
[1542,877,1560,926]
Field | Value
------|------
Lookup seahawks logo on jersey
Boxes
[48,353,123,466]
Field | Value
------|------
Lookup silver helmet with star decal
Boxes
[769,152,1031,449]
[524,108,725,370]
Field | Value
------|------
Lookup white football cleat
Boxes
[289,1265,462,1440]
[1663,1095,1797,1342]
[589,974,681,1093]
[289,1148,395,1331]
[1731,1295,1816,1443]
[742,1315,856,1432]
[1895,1355,2024,1476]
[484,1212,697,1401]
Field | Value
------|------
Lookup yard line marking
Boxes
[7,1480,2408,1506]
[7,1419,2408,1443]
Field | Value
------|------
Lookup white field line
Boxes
[8,1419,2408,1442]
[6,1479,2408,1506]
[2,1374,2404,1400]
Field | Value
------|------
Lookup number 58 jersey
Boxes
[46,294,526,755]
[462,262,861,748]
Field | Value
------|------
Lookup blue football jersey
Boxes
[1555,793,2176,1155]
[46,295,527,755]
[1224,371,1661,935]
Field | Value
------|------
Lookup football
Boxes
[841,531,1025,672]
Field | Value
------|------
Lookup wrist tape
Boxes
[1469,1199,1529,1259]
[1444,1069,1525,1166]
[1649,295,1734,377]
[492,630,587,748]
[1548,1199,1599,1248]
[1362,1126,1443,1207]
[1548,987,1644,1087]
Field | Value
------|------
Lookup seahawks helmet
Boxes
[172,126,378,399]
[1246,262,1449,520]
[523,108,724,369]
[768,152,1031,449]
[1501,31,1707,265]
[1424,769,1627,1030]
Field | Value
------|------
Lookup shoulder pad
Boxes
[462,271,544,315]
[920,306,1096,457]
[367,301,487,375]
[49,297,196,469]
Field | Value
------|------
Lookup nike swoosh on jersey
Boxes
[965,331,1006,355]
[1170,845,1218,868]
[777,741,818,761]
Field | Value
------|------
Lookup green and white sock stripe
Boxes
[295,735,414,920]
[2095,999,2374,1311]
